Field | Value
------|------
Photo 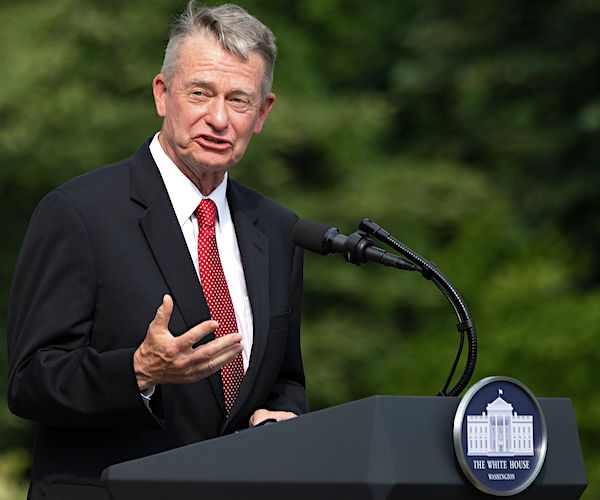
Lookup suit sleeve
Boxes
[6,190,163,428]
[264,241,308,415]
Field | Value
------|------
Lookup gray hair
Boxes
[161,2,277,101]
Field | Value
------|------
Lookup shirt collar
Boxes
[150,133,229,227]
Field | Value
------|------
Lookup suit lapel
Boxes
[129,141,225,413]
[227,180,270,419]
[139,196,209,327]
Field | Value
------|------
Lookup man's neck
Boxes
[183,169,226,196]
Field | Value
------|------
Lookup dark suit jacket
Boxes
[6,140,307,499]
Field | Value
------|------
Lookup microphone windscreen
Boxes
[292,220,334,255]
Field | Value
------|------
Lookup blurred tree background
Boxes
[1,0,599,497]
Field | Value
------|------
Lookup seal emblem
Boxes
[453,377,547,496]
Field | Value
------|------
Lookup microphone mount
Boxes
[341,230,373,265]
[317,223,419,271]
[340,230,418,271]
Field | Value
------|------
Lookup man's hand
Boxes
[133,294,243,391]
[249,408,297,427]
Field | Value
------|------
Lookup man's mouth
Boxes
[196,135,232,149]
[204,136,226,144]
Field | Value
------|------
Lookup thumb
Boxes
[152,294,173,331]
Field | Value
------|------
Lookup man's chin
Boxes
[187,152,236,173]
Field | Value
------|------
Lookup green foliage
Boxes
[1,0,599,497]
[0,449,29,500]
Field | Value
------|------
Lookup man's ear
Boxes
[153,74,168,118]
[253,93,276,134]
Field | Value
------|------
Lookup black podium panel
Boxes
[102,396,586,499]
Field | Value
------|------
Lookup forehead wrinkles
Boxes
[174,35,265,91]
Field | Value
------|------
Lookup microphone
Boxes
[292,220,418,271]
[293,218,477,397]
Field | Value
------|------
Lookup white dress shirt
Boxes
[150,133,254,370]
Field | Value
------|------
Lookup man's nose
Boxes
[205,97,229,131]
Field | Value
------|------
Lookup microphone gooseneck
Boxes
[359,218,477,396]
[293,218,478,397]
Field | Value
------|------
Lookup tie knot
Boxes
[197,198,217,228]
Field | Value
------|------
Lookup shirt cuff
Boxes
[140,385,156,409]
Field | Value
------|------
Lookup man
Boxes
[6,2,307,499]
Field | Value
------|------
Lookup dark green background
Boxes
[1,0,598,497]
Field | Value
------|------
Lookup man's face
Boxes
[153,34,274,179]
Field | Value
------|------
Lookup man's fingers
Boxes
[176,319,220,349]
[204,341,244,375]
[186,331,243,374]
[206,332,243,354]
[152,294,174,331]
[249,409,298,427]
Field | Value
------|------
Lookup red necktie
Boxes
[196,199,244,415]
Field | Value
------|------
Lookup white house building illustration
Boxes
[467,389,534,457]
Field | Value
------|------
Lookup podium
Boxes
[102,396,587,499]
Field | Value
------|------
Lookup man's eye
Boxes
[230,97,251,110]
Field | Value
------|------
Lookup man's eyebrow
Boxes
[187,78,212,89]
[186,79,257,98]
